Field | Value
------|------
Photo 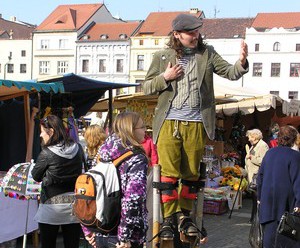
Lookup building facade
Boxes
[32,4,122,79]
[76,21,142,96]
[0,16,35,81]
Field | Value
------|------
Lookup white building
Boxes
[0,16,35,81]
[32,3,122,79]
[242,12,300,100]
[76,21,142,96]
[244,27,300,100]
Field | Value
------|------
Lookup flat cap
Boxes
[172,14,203,31]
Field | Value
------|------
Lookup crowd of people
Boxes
[11,13,300,248]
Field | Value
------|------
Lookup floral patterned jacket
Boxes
[82,134,148,245]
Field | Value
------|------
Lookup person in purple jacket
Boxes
[83,111,148,248]
[257,125,300,248]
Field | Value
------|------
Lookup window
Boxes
[116,88,124,95]
[116,59,123,73]
[271,63,280,77]
[59,39,68,49]
[288,91,298,100]
[57,61,68,74]
[20,64,26,73]
[40,39,49,49]
[99,59,106,72]
[21,50,26,57]
[100,34,108,39]
[139,39,144,45]
[253,63,262,77]
[119,34,127,39]
[290,63,300,77]
[154,39,159,46]
[255,44,259,52]
[82,60,89,73]
[135,80,143,93]
[39,61,50,75]
[137,55,144,71]
[296,44,300,51]
[273,42,280,51]
[7,64,14,73]
[270,91,279,96]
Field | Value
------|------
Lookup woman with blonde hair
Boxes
[245,128,269,223]
[84,124,107,169]
[83,112,148,248]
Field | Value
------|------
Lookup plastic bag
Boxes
[249,206,263,248]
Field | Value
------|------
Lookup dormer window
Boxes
[119,34,127,39]
[100,34,108,39]
[273,42,281,51]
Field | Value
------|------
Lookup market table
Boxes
[0,191,38,243]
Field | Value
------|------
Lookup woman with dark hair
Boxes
[257,125,300,248]
[32,115,84,248]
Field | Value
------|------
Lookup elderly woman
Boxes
[257,126,300,248]
[245,129,269,223]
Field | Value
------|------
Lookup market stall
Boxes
[0,75,138,246]
[0,79,64,246]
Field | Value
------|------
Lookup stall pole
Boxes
[22,199,30,248]
[108,89,113,133]
[152,165,161,248]
[228,175,244,219]
[23,94,31,146]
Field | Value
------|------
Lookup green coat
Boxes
[143,46,248,144]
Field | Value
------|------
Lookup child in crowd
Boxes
[83,124,107,169]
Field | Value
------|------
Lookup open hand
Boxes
[239,40,248,67]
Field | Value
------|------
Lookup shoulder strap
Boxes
[78,143,88,172]
[113,150,134,167]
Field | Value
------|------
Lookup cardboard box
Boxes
[203,199,228,215]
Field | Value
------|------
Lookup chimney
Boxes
[9,30,13,39]
[10,16,16,22]
[190,8,199,14]
[0,14,2,19]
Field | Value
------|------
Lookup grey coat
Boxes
[143,46,249,144]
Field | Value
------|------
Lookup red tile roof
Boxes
[136,11,203,36]
[252,12,300,29]
[79,21,142,41]
[201,18,254,39]
[0,18,35,39]
[36,3,103,31]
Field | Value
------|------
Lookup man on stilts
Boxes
[143,13,249,247]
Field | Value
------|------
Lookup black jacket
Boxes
[32,143,83,203]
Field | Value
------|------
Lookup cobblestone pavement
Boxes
[201,196,252,248]
[16,196,252,248]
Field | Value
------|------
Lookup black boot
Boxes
[178,216,198,237]
[159,217,175,240]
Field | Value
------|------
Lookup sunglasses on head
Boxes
[40,116,51,128]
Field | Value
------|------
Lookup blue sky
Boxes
[1,0,300,25]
